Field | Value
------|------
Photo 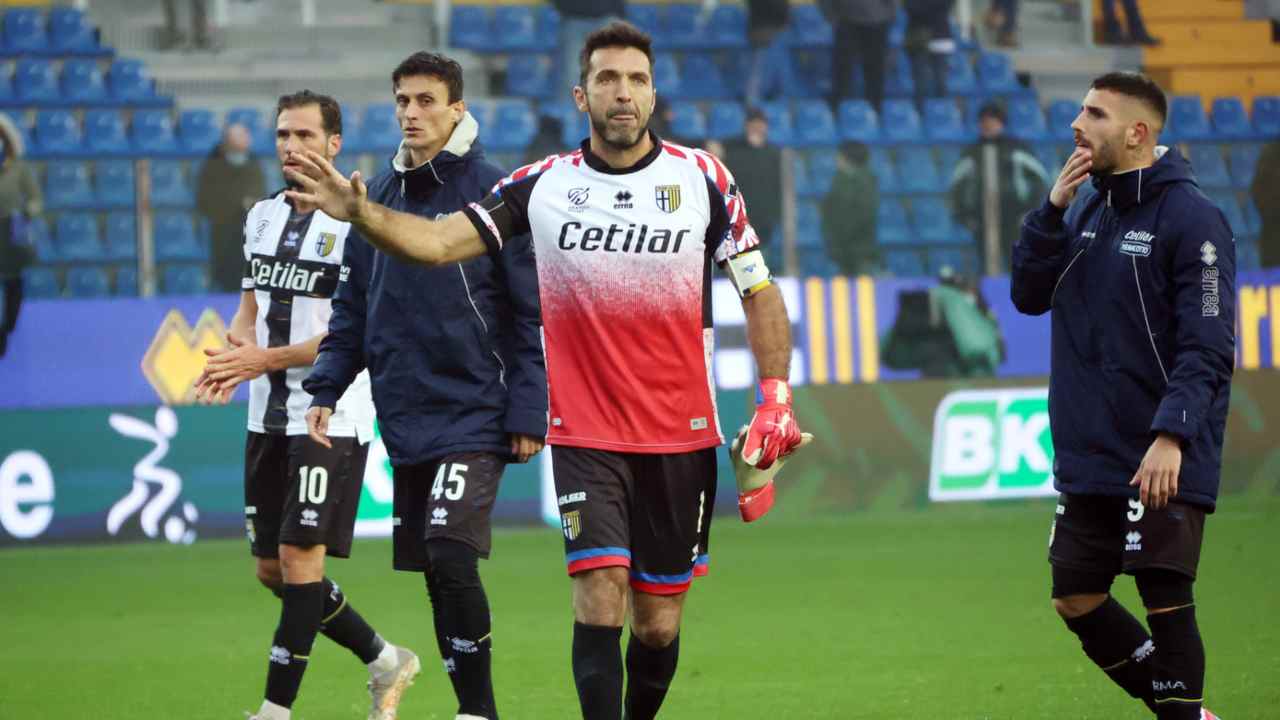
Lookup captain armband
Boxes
[726,250,773,298]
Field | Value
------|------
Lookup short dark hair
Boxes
[978,100,1006,124]
[276,89,342,136]
[745,106,767,124]
[579,21,653,87]
[392,51,464,103]
[1090,71,1167,126]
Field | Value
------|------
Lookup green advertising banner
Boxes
[928,388,1055,502]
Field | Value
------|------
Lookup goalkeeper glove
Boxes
[730,424,814,522]
[740,378,802,470]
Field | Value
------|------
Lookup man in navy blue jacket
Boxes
[303,52,547,720]
[1013,72,1233,720]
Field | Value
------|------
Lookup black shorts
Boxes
[244,431,369,559]
[1049,493,1206,596]
[391,452,506,570]
[552,445,717,596]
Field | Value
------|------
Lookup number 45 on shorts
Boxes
[431,463,468,502]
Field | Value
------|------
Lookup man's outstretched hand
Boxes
[283,149,369,222]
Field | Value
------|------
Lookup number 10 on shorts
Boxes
[431,463,468,502]
[298,466,329,504]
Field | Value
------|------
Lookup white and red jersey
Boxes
[462,135,762,454]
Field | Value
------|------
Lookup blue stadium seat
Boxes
[449,6,490,50]
[178,109,220,156]
[792,48,832,99]
[27,216,53,263]
[66,266,110,298]
[1006,97,1048,142]
[668,102,706,142]
[486,100,537,151]
[625,5,661,37]
[1244,198,1261,237]
[225,106,264,135]
[897,148,944,194]
[793,100,838,147]
[1034,143,1071,176]
[162,264,208,295]
[22,267,60,298]
[33,110,82,157]
[936,145,964,179]
[798,247,839,278]
[0,73,13,104]
[44,162,94,210]
[1228,144,1260,189]
[838,100,880,144]
[663,4,704,50]
[652,53,683,97]
[261,157,283,192]
[108,59,167,106]
[494,6,538,52]
[759,101,794,146]
[48,7,109,57]
[155,212,204,261]
[1206,191,1245,234]
[1237,237,1260,271]
[14,58,57,105]
[505,53,554,98]
[923,98,972,143]
[786,4,833,47]
[336,103,364,153]
[1187,145,1231,189]
[104,212,137,260]
[3,9,46,55]
[976,52,1023,95]
[536,6,561,51]
[1166,95,1211,142]
[707,101,745,140]
[885,249,924,276]
[83,109,130,156]
[928,247,978,276]
[884,49,914,99]
[1045,99,1079,142]
[55,213,104,262]
[131,110,179,155]
[877,199,911,244]
[792,155,815,197]
[796,201,824,248]
[944,52,978,96]
[806,151,838,196]
[708,5,747,49]
[151,160,194,207]
[1253,96,1280,138]
[869,148,900,194]
[888,7,907,47]
[359,103,398,154]
[114,265,137,296]
[912,197,956,243]
[225,106,274,155]
[682,54,730,100]
[60,59,108,105]
[1211,97,1252,140]
[880,99,923,143]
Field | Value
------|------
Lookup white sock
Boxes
[368,638,398,675]
[256,699,290,720]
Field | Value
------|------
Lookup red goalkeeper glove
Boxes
[731,424,814,522]
[740,378,802,471]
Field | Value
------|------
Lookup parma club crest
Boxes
[655,184,681,213]
[316,232,337,257]
[562,510,582,541]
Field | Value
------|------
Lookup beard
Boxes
[588,103,648,151]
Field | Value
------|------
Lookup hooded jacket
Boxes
[305,113,547,466]
[1012,146,1236,510]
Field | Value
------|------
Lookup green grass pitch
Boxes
[3,497,1277,719]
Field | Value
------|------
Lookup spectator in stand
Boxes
[197,123,266,293]
[904,0,955,103]
[820,0,897,112]
[523,114,565,166]
[744,0,793,107]
[0,114,40,357]
[985,0,1019,47]
[650,96,701,147]
[723,108,782,249]
[822,142,881,276]
[551,0,625,93]
[1252,138,1280,268]
[1100,0,1161,45]
[162,0,213,50]
[948,101,1050,274]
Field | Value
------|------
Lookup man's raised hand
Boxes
[283,149,369,222]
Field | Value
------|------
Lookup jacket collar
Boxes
[389,111,481,194]
[1095,145,1170,212]
[579,130,664,175]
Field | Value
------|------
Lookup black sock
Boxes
[264,581,325,709]
[624,633,679,720]
[426,540,497,719]
[424,570,466,703]
[318,577,384,664]
[1148,606,1205,720]
[573,622,624,720]
[1063,597,1158,712]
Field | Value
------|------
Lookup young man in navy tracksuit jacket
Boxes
[1013,73,1233,720]
[303,53,546,720]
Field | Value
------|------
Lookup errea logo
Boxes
[300,508,319,527]
[431,507,449,526]
[1124,531,1142,551]
[1200,241,1217,266]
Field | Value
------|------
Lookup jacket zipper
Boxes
[1132,255,1169,384]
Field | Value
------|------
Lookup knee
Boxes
[424,540,481,592]
[278,544,324,582]
[255,559,283,594]
[632,617,679,649]
[1053,593,1108,620]
[573,567,630,626]
[1135,569,1194,613]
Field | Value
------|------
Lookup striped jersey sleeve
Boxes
[462,150,579,255]
[663,143,763,263]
